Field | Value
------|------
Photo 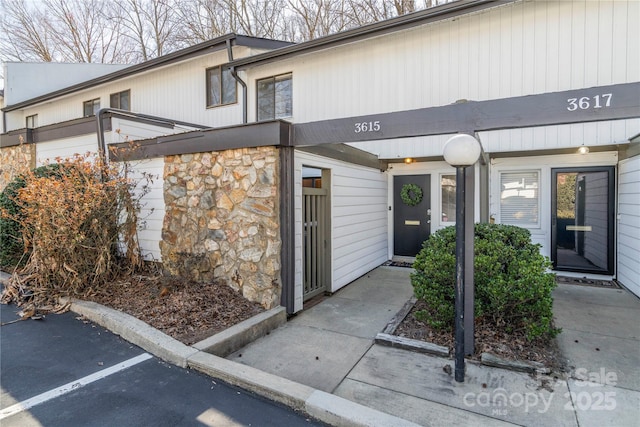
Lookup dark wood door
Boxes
[393,175,431,257]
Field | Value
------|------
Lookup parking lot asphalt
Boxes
[0,302,326,427]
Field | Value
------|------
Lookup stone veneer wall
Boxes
[0,144,36,191]
[160,147,282,309]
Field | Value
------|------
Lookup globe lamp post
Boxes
[443,134,482,383]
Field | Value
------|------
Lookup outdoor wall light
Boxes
[443,133,481,383]
[578,145,590,155]
[404,157,414,164]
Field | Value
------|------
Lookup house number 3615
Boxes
[354,121,381,133]
[567,93,612,111]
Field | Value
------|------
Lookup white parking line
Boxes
[0,352,153,420]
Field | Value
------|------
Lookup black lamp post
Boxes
[443,134,481,383]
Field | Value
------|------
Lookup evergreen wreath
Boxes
[400,183,423,206]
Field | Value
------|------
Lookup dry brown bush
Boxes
[1,153,147,307]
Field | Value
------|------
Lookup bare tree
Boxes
[174,0,232,44]
[110,0,183,61]
[0,0,56,61]
[43,0,126,63]
[392,0,415,15]
[1,0,458,66]
[223,0,288,39]
[287,0,352,42]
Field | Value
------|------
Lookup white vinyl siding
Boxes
[477,120,640,156]
[617,154,640,297]
[109,117,201,144]
[294,150,388,312]
[245,0,637,127]
[127,158,165,262]
[35,135,100,166]
[8,52,242,132]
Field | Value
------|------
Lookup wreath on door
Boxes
[400,183,423,207]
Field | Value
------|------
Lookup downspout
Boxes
[226,38,248,124]
[96,108,109,167]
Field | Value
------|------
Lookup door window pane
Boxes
[441,174,456,223]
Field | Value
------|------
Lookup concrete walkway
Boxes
[2,267,638,426]
[228,266,640,426]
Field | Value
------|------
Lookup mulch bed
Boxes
[85,275,265,345]
[393,299,566,371]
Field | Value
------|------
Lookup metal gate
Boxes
[303,187,328,300]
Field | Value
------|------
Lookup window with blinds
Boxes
[500,171,539,226]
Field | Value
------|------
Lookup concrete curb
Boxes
[61,298,198,368]
[481,352,550,374]
[305,390,420,427]
[61,297,420,427]
[375,332,450,357]
[193,306,286,357]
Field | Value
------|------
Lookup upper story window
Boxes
[206,66,236,107]
[500,171,540,227]
[257,73,292,121]
[26,114,38,128]
[110,90,130,110]
[83,98,101,117]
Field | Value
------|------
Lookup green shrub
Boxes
[0,164,65,269]
[411,223,559,341]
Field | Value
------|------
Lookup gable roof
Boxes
[2,34,292,112]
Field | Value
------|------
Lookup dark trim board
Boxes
[292,82,640,146]
[279,146,296,314]
[0,116,111,147]
[4,83,638,157]
[297,144,383,170]
[108,120,292,161]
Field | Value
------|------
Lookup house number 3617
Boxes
[354,121,381,133]
[567,93,612,111]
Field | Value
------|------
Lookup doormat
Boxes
[556,276,620,288]
[383,260,414,268]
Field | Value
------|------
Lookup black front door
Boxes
[551,167,615,274]
[394,175,431,257]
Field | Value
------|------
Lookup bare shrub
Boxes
[1,153,147,307]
